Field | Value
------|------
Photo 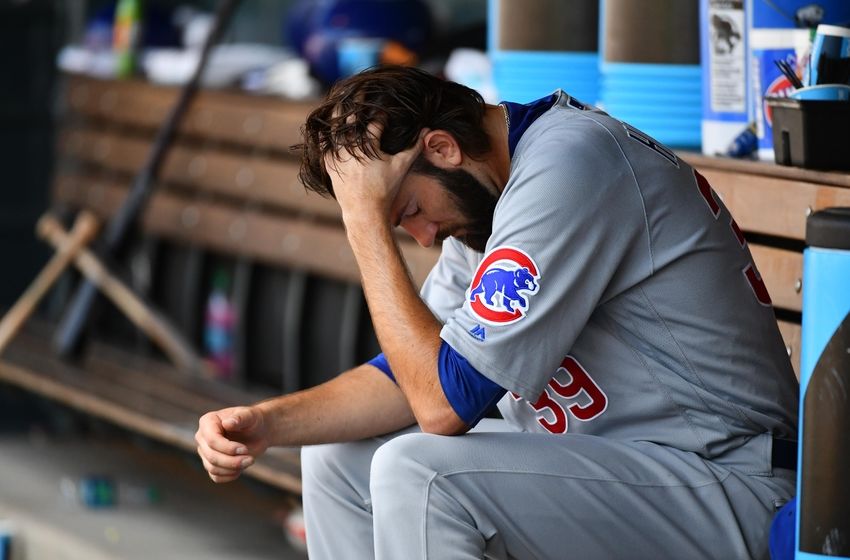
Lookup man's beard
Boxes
[410,155,498,252]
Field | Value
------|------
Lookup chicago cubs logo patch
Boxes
[467,247,540,325]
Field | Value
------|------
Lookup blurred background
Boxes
[0,0,490,311]
[0,0,846,558]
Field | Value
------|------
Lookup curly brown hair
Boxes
[293,66,491,198]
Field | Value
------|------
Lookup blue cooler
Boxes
[797,207,850,559]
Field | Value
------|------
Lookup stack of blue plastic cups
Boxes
[598,0,702,149]
[487,0,600,104]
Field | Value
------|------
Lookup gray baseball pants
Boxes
[301,420,794,559]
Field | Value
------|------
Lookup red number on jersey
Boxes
[515,356,608,433]
[744,263,773,306]
[693,170,773,307]
[549,356,608,421]
[529,390,568,433]
[730,217,746,247]
[695,170,721,219]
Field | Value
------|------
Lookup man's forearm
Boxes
[344,219,465,434]
[257,365,416,447]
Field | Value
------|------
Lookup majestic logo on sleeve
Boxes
[467,247,540,325]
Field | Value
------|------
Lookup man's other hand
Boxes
[195,406,269,483]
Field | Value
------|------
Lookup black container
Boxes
[767,96,850,171]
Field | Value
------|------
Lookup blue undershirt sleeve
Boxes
[438,340,506,428]
[367,353,395,383]
[367,343,505,428]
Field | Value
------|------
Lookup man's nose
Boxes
[401,216,438,248]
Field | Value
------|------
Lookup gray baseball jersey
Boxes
[421,90,798,468]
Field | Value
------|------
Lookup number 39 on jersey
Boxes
[511,356,608,434]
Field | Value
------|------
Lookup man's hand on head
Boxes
[324,122,425,226]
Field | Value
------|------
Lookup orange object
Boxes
[380,41,418,67]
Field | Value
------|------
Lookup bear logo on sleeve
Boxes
[467,247,540,325]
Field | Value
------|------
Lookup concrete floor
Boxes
[0,433,307,560]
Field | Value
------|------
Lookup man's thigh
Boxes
[300,419,511,506]
[368,430,792,560]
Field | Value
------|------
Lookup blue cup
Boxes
[806,24,850,86]
[789,84,850,101]
[337,37,384,78]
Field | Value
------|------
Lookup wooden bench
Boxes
[1,73,442,496]
[2,73,847,495]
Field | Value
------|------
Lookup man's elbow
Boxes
[416,405,470,436]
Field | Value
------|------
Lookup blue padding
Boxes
[769,498,796,560]
[367,353,396,383]
[438,340,506,428]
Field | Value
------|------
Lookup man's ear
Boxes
[422,130,462,167]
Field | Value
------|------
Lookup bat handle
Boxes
[52,279,99,358]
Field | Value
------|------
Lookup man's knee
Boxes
[370,433,445,495]
[369,433,486,556]
[301,441,370,493]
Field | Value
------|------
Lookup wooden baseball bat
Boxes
[38,215,207,374]
[52,0,242,358]
[0,211,100,355]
